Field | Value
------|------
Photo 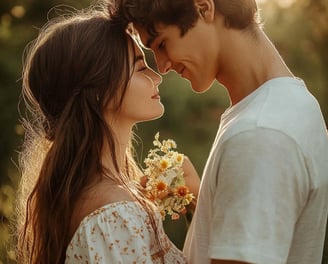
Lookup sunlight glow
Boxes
[258,0,296,8]
[11,5,26,18]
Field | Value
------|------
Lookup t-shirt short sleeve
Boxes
[209,128,310,263]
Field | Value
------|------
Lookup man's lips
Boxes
[177,66,186,77]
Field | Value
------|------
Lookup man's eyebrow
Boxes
[145,30,163,49]
[145,36,155,49]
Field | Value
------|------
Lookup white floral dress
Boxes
[65,201,187,264]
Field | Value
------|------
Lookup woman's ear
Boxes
[194,0,215,22]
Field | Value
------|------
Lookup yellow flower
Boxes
[174,185,189,197]
[160,159,169,170]
[156,181,167,192]
[176,153,183,163]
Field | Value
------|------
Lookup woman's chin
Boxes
[138,110,164,123]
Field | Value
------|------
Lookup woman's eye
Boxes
[138,66,147,72]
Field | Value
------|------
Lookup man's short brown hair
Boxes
[116,0,260,38]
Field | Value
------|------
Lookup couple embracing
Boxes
[17,0,328,263]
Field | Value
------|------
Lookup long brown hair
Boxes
[17,4,157,263]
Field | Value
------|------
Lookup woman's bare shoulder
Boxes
[70,181,134,237]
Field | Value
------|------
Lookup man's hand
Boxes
[182,156,200,197]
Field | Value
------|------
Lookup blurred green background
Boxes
[0,0,327,263]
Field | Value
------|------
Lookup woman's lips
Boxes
[151,93,160,99]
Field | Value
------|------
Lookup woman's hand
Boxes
[140,175,148,188]
[182,156,200,198]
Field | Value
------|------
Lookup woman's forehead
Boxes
[129,40,145,64]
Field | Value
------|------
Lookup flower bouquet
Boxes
[143,132,195,220]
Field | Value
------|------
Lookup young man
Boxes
[116,0,328,263]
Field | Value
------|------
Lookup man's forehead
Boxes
[134,24,166,49]
[133,26,153,48]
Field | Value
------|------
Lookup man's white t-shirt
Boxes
[183,77,328,264]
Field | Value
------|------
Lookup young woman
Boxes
[17,3,199,263]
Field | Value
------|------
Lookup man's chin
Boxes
[190,82,212,94]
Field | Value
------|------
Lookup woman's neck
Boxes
[101,118,134,173]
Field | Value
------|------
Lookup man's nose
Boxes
[155,53,172,74]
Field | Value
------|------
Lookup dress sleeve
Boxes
[65,202,155,264]
[209,128,310,263]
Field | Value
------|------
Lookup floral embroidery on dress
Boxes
[65,201,187,263]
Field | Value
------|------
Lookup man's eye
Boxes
[158,41,165,49]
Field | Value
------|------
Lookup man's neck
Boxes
[216,29,293,106]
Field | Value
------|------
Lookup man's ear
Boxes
[194,0,215,22]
